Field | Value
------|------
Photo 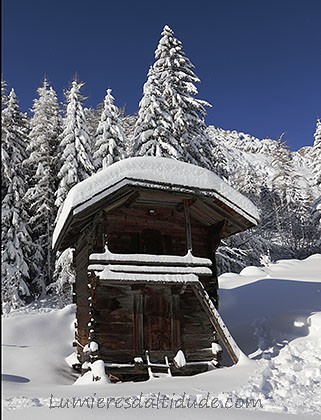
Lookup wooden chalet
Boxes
[53,157,259,381]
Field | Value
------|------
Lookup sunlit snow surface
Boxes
[2,254,321,419]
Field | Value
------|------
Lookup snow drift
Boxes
[2,254,321,419]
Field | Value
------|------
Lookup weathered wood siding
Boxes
[73,193,223,367]
[93,284,134,363]
[91,281,215,365]
[104,206,186,255]
[180,287,214,361]
[102,204,213,259]
[99,204,221,305]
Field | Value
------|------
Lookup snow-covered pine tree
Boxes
[132,66,184,159]
[230,161,260,202]
[311,196,321,249]
[257,181,279,242]
[1,89,33,310]
[54,80,94,306]
[205,127,230,179]
[85,107,100,153]
[310,119,321,250]
[270,138,312,254]
[24,80,61,290]
[152,25,212,166]
[1,79,8,110]
[55,80,95,212]
[269,140,293,241]
[122,112,137,156]
[311,119,321,187]
[1,79,9,201]
[93,88,127,170]
[132,26,212,166]
[47,248,76,308]
[218,161,275,271]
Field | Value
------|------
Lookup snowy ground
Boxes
[2,254,321,419]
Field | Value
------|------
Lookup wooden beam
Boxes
[183,199,193,252]
[133,290,144,354]
[171,293,181,352]
[124,191,140,208]
[204,198,246,232]
[208,220,226,256]
[190,283,240,365]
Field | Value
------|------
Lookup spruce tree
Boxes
[1,89,32,309]
[47,248,76,308]
[93,88,127,170]
[55,80,94,212]
[270,139,311,253]
[310,119,321,250]
[153,25,212,163]
[84,106,101,154]
[54,80,94,306]
[24,80,61,289]
[133,25,211,164]
[311,119,321,187]
[122,113,137,156]
[1,79,8,110]
[205,127,229,178]
[311,196,321,249]
[132,66,184,158]
[1,79,9,200]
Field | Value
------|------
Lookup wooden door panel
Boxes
[143,288,171,351]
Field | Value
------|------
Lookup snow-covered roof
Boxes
[53,157,260,249]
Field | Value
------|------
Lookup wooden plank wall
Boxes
[93,284,134,363]
[72,200,223,365]
[179,287,214,361]
[92,283,215,365]
[104,205,210,258]
[100,205,220,307]
[105,206,186,255]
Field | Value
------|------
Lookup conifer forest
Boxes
[2,26,320,311]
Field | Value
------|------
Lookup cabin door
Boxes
[143,287,171,351]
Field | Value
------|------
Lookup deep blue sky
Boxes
[2,0,321,150]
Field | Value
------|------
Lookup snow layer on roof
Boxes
[53,157,259,247]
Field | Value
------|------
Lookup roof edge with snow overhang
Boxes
[53,157,260,250]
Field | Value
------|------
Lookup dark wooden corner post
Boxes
[132,287,144,355]
[207,220,226,308]
[183,199,193,253]
[171,287,181,352]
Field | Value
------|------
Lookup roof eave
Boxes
[53,177,259,252]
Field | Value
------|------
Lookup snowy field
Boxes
[2,254,321,419]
